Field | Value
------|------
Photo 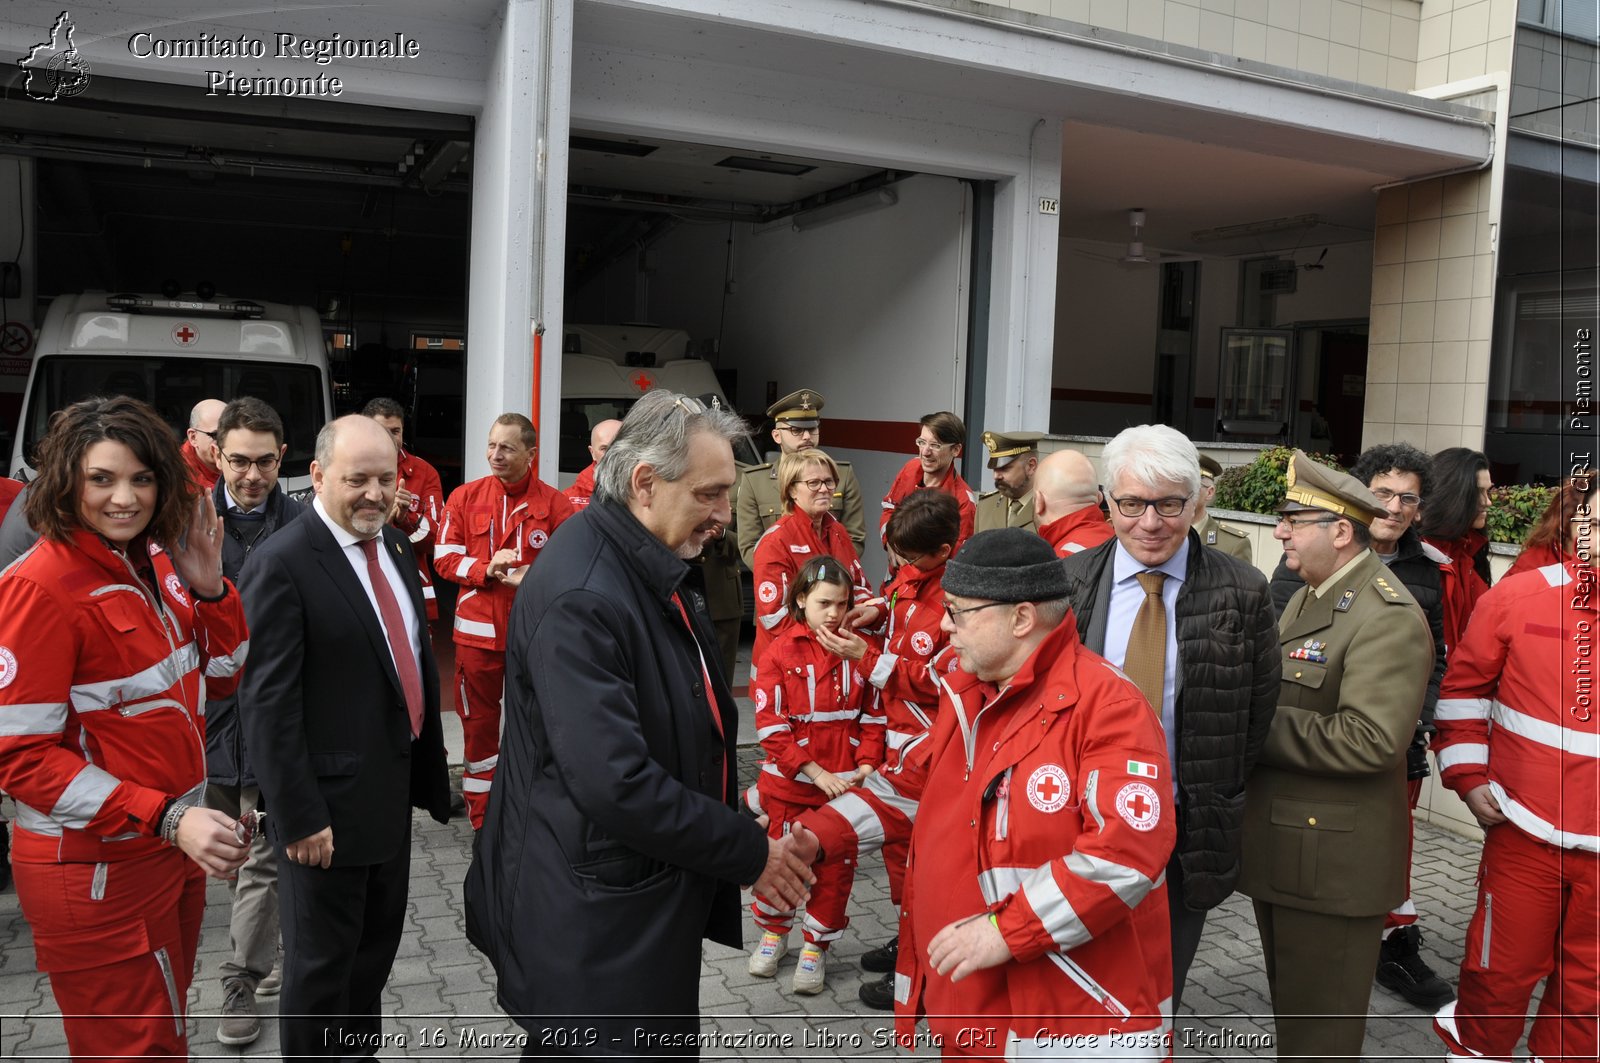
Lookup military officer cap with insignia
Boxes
[981,430,1045,470]
[1277,449,1386,526]
[1198,454,1224,481]
[767,389,824,430]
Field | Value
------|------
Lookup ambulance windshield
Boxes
[21,355,324,479]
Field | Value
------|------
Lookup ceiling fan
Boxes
[1072,209,1194,268]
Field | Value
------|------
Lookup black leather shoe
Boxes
[860,935,898,973]
[1376,925,1455,1010]
[858,971,895,1011]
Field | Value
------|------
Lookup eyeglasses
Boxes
[672,395,707,416]
[223,452,280,473]
[944,600,1011,624]
[1370,488,1423,507]
[915,438,953,451]
[1111,495,1190,518]
[800,477,837,493]
[1276,515,1339,529]
[778,425,819,437]
[196,428,219,441]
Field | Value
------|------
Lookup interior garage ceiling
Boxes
[0,47,1445,288]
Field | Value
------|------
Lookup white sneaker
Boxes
[792,945,826,995]
[748,931,789,977]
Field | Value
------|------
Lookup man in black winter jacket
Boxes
[1266,442,1454,1012]
[204,396,304,1046]
[466,391,813,1053]
[1059,424,1279,1015]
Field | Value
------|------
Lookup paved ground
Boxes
[0,638,1487,1060]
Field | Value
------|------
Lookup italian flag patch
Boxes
[1126,760,1159,779]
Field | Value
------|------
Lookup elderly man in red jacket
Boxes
[795,529,1175,1058]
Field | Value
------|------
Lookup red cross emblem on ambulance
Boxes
[1026,763,1069,813]
[1116,782,1161,832]
[631,371,654,392]
[172,323,198,347]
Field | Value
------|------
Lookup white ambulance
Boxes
[558,323,756,481]
[9,292,334,498]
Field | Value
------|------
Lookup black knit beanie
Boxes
[942,528,1070,602]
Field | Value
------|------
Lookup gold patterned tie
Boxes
[1124,571,1168,714]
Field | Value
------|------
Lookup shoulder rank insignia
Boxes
[1374,576,1404,600]
[1335,588,1357,612]
[1287,638,1328,663]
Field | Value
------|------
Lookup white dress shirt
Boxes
[312,496,423,676]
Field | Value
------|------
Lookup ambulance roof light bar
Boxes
[106,294,266,319]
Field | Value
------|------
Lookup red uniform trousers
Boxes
[748,790,856,949]
[455,644,507,829]
[1385,776,1425,932]
[1435,823,1599,1062]
[14,846,206,1062]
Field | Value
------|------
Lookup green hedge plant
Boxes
[1212,446,1345,515]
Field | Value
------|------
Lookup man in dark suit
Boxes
[239,414,451,1057]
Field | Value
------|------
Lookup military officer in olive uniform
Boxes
[975,430,1043,533]
[733,389,865,567]
[1238,453,1433,1062]
[1195,454,1253,563]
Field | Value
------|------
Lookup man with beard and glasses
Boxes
[239,415,451,1057]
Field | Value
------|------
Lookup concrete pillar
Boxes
[464,0,573,483]
[986,118,1062,439]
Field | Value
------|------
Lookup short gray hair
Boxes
[1102,424,1200,498]
[594,390,749,504]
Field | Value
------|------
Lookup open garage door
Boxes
[555,128,979,578]
[0,74,473,489]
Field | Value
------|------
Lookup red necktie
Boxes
[672,592,727,798]
[360,537,424,738]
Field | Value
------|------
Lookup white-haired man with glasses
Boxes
[466,390,816,1055]
[1058,423,1279,1018]
[204,394,302,1046]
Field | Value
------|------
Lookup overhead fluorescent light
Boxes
[1191,213,1321,242]
[714,155,815,176]
[792,188,898,232]
[570,135,658,157]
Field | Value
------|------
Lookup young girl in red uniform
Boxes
[745,556,884,995]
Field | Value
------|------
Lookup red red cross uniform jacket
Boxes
[800,619,1175,1058]
[566,463,597,510]
[1425,529,1491,650]
[751,511,870,677]
[879,459,976,551]
[394,448,445,620]
[434,472,575,651]
[1039,506,1115,558]
[750,626,886,806]
[859,561,958,773]
[179,440,218,492]
[0,531,247,914]
[1434,560,1600,850]
[1432,560,1600,1061]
